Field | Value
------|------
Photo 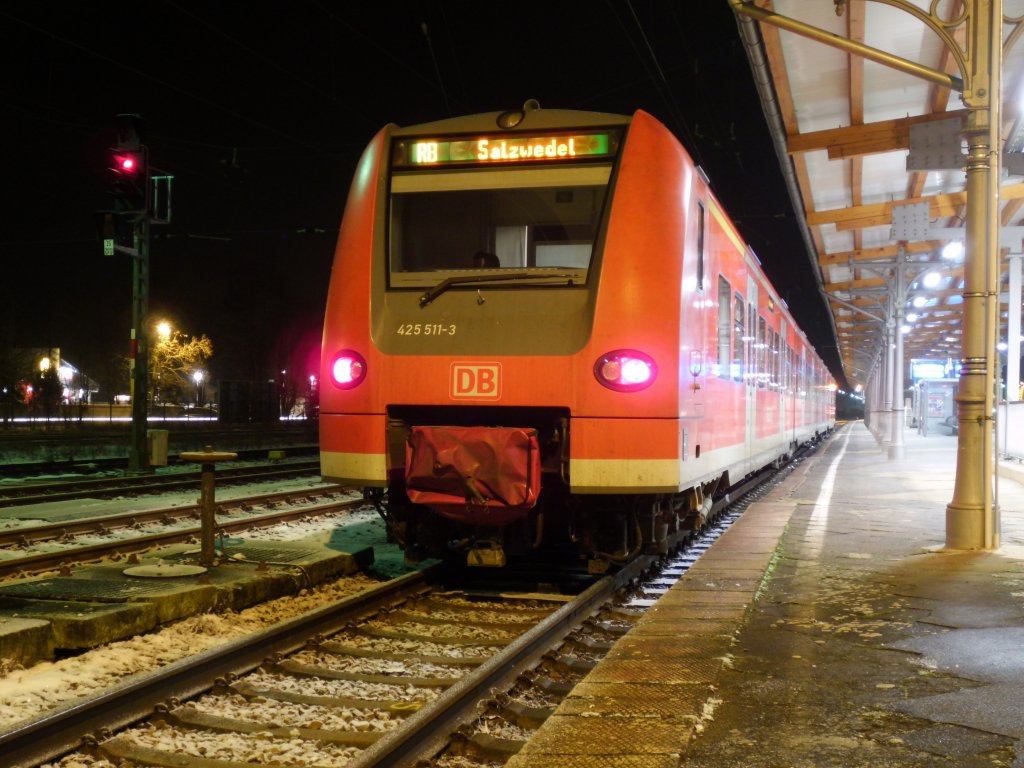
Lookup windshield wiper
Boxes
[418,272,579,308]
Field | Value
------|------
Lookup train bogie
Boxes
[320,103,834,568]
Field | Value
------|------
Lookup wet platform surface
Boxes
[508,422,1024,768]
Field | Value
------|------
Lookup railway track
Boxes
[0,459,322,507]
[5,450,795,768]
[5,563,620,768]
[0,485,359,579]
[0,433,819,768]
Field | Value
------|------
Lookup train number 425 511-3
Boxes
[397,323,457,336]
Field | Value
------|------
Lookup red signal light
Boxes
[113,153,140,173]
[594,349,657,392]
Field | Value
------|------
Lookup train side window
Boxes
[757,315,767,389]
[732,292,744,381]
[717,276,731,377]
[696,202,706,293]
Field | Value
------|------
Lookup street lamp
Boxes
[193,370,204,408]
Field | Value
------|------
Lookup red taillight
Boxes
[594,349,657,392]
[330,350,367,389]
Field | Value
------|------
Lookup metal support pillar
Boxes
[866,361,877,434]
[865,367,875,433]
[879,323,893,446]
[946,0,1001,550]
[869,352,884,438]
[128,217,151,474]
[1008,252,1022,402]
[889,247,908,459]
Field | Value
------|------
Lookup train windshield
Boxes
[388,165,611,288]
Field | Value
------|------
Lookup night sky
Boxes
[2,2,840,388]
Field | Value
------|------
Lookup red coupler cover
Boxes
[405,426,541,525]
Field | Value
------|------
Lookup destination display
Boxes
[393,131,619,167]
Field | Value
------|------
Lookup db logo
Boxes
[450,362,502,400]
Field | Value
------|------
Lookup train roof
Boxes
[390,101,633,137]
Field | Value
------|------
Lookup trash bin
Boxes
[148,429,170,466]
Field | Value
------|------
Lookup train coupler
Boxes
[466,539,506,567]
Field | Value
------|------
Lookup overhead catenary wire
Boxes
[605,0,708,171]
[421,21,452,117]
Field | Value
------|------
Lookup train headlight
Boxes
[330,350,367,389]
[594,349,657,392]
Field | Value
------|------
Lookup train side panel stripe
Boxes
[320,450,387,486]
[570,458,680,493]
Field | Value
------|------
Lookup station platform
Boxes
[507,422,1024,768]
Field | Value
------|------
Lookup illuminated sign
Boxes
[911,358,953,380]
[394,131,618,168]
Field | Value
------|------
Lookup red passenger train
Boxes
[320,102,834,568]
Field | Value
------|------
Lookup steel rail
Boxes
[0,484,351,548]
[346,555,650,768]
[0,495,363,579]
[0,460,321,506]
[0,568,439,768]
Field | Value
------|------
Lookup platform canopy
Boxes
[731,0,1024,392]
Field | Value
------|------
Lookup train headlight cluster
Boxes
[594,349,657,392]
[330,350,367,389]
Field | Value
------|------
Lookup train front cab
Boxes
[320,106,833,568]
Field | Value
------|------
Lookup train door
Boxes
[745,277,758,467]
[778,319,788,445]
[797,346,806,433]
[689,201,707,415]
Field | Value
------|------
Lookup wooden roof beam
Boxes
[788,109,968,159]
[807,183,1024,229]
[819,241,936,267]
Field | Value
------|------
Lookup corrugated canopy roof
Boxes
[733,0,1024,391]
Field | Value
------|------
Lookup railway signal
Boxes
[98,114,156,474]
[107,114,149,215]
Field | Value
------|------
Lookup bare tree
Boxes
[151,331,213,405]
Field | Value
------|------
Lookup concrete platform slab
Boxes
[639,604,747,622]
[0,617,53,667]
[583,657,721,685]
[560,683,712,725]
[0,596,156,649]
[513,713,692,757]
[0,539,372,665]
[605,634,731,660]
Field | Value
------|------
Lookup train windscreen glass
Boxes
[387,131,619,288]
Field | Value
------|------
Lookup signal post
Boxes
[100,114,172,474]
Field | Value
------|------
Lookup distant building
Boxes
[19,348,100,404]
